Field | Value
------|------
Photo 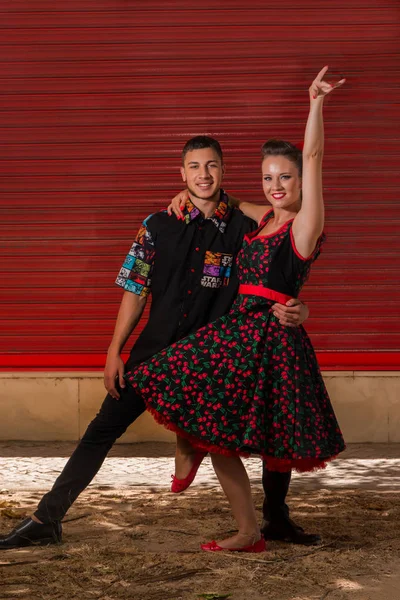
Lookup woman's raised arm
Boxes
[292,66,345,258]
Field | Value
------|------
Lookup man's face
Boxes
[180,147,225,202]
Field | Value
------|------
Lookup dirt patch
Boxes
[1,486,399,600]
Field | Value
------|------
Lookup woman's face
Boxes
[261,155,302,211]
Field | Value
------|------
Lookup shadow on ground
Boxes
[0,443,399,600]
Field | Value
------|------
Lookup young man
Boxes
[0,136,319,549]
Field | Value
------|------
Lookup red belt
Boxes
[238,284,292,305]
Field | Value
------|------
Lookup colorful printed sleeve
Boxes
[115,215,156,297]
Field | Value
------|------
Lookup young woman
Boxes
[124,67,346,553]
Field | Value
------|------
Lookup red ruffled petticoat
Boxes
[145,402,336,473]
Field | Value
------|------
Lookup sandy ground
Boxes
[0,442,400,600]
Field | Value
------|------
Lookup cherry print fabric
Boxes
[125,212,345,472]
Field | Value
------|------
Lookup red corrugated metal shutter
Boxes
[1,0,399,370]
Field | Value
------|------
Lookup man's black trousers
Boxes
[35,384,291,525]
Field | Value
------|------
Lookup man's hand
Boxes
[104,352,125,400]
[103,291,147,399]
[271,299,309,327]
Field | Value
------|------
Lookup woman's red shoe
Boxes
[200,536,266,553]
[171,451,207,493]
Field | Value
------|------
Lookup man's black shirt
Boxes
[115,192,256,369]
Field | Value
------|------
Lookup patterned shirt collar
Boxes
[182,190,232,233]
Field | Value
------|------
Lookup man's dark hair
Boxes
[182,135,223,163]
[261,139,302,176]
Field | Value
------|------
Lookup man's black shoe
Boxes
[0,517,62,549]
[261,518,321,546]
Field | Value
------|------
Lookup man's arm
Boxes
[271,299,309,328]
[104,291,147,399]
[107,215,156,399]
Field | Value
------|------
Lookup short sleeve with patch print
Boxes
[115,215,155,297]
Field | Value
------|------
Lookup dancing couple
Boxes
[0,67,345,552]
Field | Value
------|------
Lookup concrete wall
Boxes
[0,372,399,443]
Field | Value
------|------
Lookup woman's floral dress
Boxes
[125,210,345,472]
